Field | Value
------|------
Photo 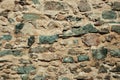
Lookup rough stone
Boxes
[27,36,35,47]
[39,35,58,44]
[81,33,100,47]
[102,10,117,19]
[110,49,120,57]
[15,23,24,34]
[32,0,40,4]
[98,65,107,73]
[17,65,36,74]
[58,77,70,80]
[33,75,47,80]
[77,55,89,62]
[92,47,108,60]
[62,56,74,63]
[2,35,12,41]
[111,25,120,33]
[78,0,91,12]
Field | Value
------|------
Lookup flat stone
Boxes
[111,25,120,34]
[0,50,23,57]
[110,49,120,57]
[32,0,40,4]
[2,35,12,41]
[62,56,74,63]
[58,77,70,80]
[39,35,58,44]
[112,1,120,11]
[17,65,36,74]
[44,1,68,11]
[81,33,100,47]
[29,46,48,53]
[20,74,29,80]
[102,10,117,19]
[92,47,108,60]
[77,55,89,62]
[23,13,40,21]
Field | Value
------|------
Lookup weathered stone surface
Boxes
[78,0,91,12]
[32,0,40,4]
[23,13,40,21]
[58,77,70,80]
[62,56,74,63]
[77,55,89,62]
[20,74,29,80]
[2,35,12,41]
[0,50,23,57]
[39,35,58,44]
[110,49,120,57]
[81,33,100,47]
[111,25,120,33]
[44,1,68,11]
[92,47,108,60]
[33,75,47,80]
[17,65,36,74]
[112,1,120,11]
[102,11,117,19]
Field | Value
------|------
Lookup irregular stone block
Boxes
[77,55,89,62]
[98,65,107,73]
[111,25,120,34]
[2,35,12,41]
[81,33,100,47]
[112,1,120,11]
[58,77,70,80]
[32,0,40,4]
[33,75,47,80]
[17,66,36,74]
[92,47,108,60]
[102,11,117,19]
[78,0,91,12]
[28,36,35,47]
[110,49,120,57]
[39,35,58,44]
[15,23,24,34]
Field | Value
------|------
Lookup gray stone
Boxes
[102,10,117,19]
[78,0,91,12]
[58,77,70,80]
[39,35,58,44]
[110,49,120,57]
[21,74,29,80]
[62,56,74,63]
[17,65,36,74]
[111,25,120,34]
[77,55,89,62]
[2,35,12,41]
[32,0,40,4]
[112,1,120,11]
[92,47,108,60]
[4,44,13,49]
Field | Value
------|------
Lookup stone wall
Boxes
[0,0,120,80]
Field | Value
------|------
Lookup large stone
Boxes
[77,55,89,62]
[81,33,100,47]
[111,25,120,34]
[39,35,58,44]
[102,11,117,19]
[92,47,108,60]
[78,0,91,12]
[112,1,120,11]
[44,1,68,11]
[110,49,120,58]
[17,65,36,74]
